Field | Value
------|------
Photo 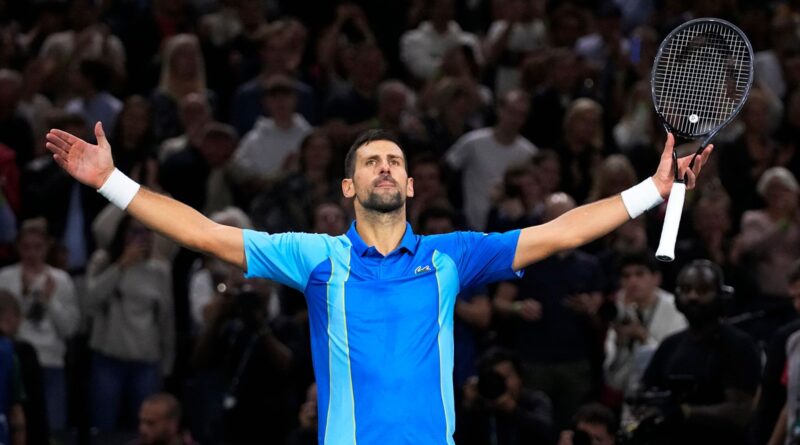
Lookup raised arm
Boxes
[512,134,712,270]
[46,122,245,269]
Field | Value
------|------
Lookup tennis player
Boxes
[46,124,710,445]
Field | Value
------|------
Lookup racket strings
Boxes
[653,21,752,137]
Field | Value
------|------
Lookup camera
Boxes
[476,369,507,401]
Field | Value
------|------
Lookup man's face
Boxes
[676,266,718,306]
[576,421,615,445]
[497,93,530,134]
[620,265,659,304]
[138,402,177,445]
[264,90,297,121]
[18,232,48,267]
[410,162,442,198]
[343,141,413,214]
[493,360,521,399]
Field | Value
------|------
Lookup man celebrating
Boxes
[45,123,709,445]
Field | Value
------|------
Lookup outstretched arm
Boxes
[46,123,246,269]
[512,134,712,270]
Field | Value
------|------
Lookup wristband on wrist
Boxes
[620,177,664,219]
[97,168,141,210]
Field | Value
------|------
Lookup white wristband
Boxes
[620,177,664,219]
[97,168,140,210]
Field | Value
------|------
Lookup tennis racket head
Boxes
[651,18,754,139]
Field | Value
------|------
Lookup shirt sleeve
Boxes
[451,230,523,290]
[243,230,331,291]
[444,134,472,171]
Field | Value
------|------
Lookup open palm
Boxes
[45,122,115,190]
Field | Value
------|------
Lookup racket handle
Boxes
[655,182,686,262]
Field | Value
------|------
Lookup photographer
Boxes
[456,347,554,445]
[191,281,302,445]
[638,260,760,445]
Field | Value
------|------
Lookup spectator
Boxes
[371,80,427,153]
[17,58,55,146]
[230,21,316,136]
[0,290,25,445]
[249,130,341,233]
[0,69,34,171]
[229,74,312,196]
[445,88,537,230]
[522,48,583,150]
[0,290,48,445]
[158,92,212,162]
[315,3,376,93]
[604,250,687,398]
[493,193,605,428]
[420,77,482,155]
[86,216,175,432]
[322,42,387,149]
[159,122,238,213]
[407,154,451,229]
[109,95,159,191]
[188,207,253,334]
[64,59,123,140]
[0,218,79,433]
[486,163,542,233]
[719,89,785,225]
[130,393,196,445]
[312,201,348,237]
[483,0,548,95]
[150,34,215,143]
[642,260,760,445]
[38,0,126,95]
[586,154,637,203]
[755,261,800,445]
[557,402,617,445]
[735,167,800,300]
[400,0,482,82]
[191,282,301,445]
[558,98,607,204]
[457,347,555,445]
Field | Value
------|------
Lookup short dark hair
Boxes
[572,402,617,435]
[79,58,113,91]
[343,129,405,178]
[418,206,457,233]
[617,249,659,274]
[476,347,523,376]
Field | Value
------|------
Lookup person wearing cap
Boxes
[228,74,312,196]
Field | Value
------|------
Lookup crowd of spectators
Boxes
[1,0,800,444]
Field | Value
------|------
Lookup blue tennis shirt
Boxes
[243,222,522,445]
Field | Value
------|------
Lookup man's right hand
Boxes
[45,122,115,189]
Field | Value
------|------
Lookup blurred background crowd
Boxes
[1,0,800,444]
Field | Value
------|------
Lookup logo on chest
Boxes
[414,265,432,275]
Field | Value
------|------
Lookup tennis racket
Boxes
[651,18,754,262]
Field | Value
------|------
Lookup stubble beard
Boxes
[361,189,404,214]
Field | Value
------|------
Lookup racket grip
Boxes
[655,182,686,262]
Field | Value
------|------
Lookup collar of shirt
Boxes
[346,221,418,257]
